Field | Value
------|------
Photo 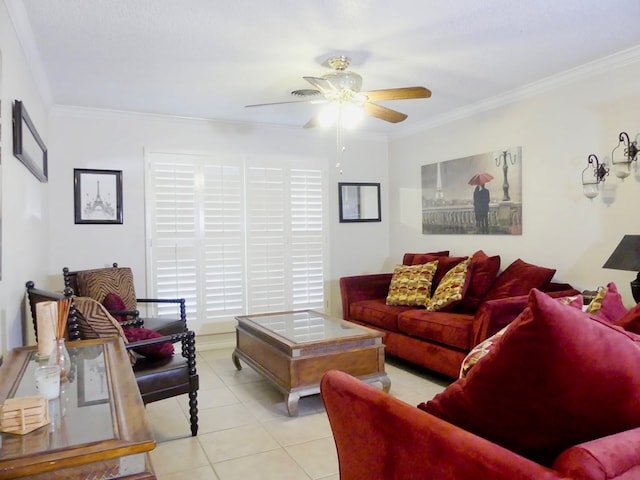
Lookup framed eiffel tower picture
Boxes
[74,168,123,224]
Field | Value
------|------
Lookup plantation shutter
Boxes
[146,151,326,332]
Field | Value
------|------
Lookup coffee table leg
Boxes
[285,392,300,417]
[380,375,391,393]
[232,350,242,371]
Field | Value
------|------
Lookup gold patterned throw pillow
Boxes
[585,286,607,314]
[427,257,471,312]
[386,261,439,307]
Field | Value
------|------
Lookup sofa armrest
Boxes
[339,273,393,320]
[321,370,563,480]
[472,288,580,347]
[552,427,640,479]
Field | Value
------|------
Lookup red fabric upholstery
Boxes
[402,251,449,265]
[458,250,501,312]
[420,289,640,466]
[483,258,556,301]
[321,370,568,480]
[349,299,411,331]
[123,327,174,358]
[592,282,628,323]
[398,310,474,350]
[616,302,640,333]
[339,274,393,320]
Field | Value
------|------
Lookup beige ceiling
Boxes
[8,0,640,136]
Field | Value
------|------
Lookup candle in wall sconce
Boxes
[35,301,57,358]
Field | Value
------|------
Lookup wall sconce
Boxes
[610,132,638,179]
[581,154,609,199]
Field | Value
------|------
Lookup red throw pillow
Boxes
[586,282,628,324]
[102,292,129,323]
[418,289,640,466]
[482,258,556,301]
[123,327,174,359]
[457,250,501,312]
[402,251,449,265]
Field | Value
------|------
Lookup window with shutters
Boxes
[145,151,327,332]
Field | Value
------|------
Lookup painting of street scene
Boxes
[422,147,522,235]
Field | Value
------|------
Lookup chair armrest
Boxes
[471,289,581,347]
[339,274,393,320]
[136,298,187,321]
[552,427,640,479]
[321,370,563,480]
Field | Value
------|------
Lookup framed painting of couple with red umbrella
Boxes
[421,147,522,235]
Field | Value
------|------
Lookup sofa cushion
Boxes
[398,310,474,350]
[585,282,627,323]
[386,261,438,307]
[482,258,556,301]
[418,289,640,466]
[427,258,471,312]
[402,251,449,265]
[350,299,411,332]
[457,250,501,313]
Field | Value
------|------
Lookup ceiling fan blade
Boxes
[364,103,408,123]
[245,99,326,108]
[364,87,431,102]
[303,76,335,94]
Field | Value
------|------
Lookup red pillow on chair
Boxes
[123,327,174,359]
[102,292,129,323]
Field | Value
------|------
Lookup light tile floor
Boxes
[148,348,452,480]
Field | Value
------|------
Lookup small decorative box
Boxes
[0,395,50,435]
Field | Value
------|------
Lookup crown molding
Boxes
[5,0,53,107]
[393,44,640,140]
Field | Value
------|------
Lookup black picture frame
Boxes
[338,182,382,223]
[74,168,123,224]
[12,100,48,183]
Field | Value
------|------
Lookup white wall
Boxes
[388,56,640,306]
[0,2,51,352]
[46,108,390,331]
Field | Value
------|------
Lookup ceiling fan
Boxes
[245,56,431,128]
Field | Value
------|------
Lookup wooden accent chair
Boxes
[26,281,199,436]
[62,263,187,336]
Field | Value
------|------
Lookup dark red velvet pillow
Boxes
[403,251,449,266]
[457,250,501,312]
[123,327,174,359]
[482,258,556,301]
[419,289,640,466]
[102,292,129,323]
[615,302,640,333]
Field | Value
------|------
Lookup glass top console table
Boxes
[0,338,155,479]
[233,309,390,416]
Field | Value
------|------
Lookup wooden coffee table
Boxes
[232,309,390,416]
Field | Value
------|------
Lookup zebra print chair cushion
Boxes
[77,267,137,311]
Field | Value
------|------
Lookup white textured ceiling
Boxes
[10,0,640,135]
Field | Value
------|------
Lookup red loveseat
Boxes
[321,369,640,480]
[340,251,578,377]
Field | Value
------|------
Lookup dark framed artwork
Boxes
[74,168,123,224]
[421,147,522,235]
[338,182,381,223]
[12,100,48,183]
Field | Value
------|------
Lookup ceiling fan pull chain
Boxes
[336,107,345,174]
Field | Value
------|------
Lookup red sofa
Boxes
[340,251,578,377]
[321,369,640,480]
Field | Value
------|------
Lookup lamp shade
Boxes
[603,235,640,272]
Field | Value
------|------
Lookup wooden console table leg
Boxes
[285,392,300,417]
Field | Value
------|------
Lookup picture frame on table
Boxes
[12,100,48,183]
[74,168,123,224]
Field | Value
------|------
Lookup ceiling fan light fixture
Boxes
[341,102,364,129]
[324,71,362,92]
